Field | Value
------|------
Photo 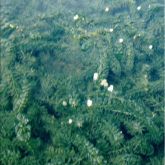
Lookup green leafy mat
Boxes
[0,0,164,164]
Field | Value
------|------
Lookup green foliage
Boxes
[0,0,164,164]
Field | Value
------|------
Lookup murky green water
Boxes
[0,0,164,164]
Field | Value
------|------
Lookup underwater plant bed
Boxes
[0,0,164,165]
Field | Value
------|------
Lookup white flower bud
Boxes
[62,101,67,106]
[71,100,77,107]
[109,28,113,32]
[105,7,109,12]
[137,6,141,11]
[149,45,153,50]
[93,72,99,81]
[87,99,93,107]
[118,38,124,43]
[108,85,114,92]
[9,24,14,28]
[77,121,82,128]
[73,14,79,20]
[68,119,73,124]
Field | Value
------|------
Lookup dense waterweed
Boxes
[0,0,164,164]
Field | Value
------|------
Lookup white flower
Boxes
[73,14,79,21]
[105,7,109,12]
[62,101,67,106]
[118,38,124,43]
[93,72,99,81]
[68,118,73,124]
[100,79,108,87]
[109,28,113,32]
[133,35,136,40]
[87,99,93,107]
[148,4,151,9]
[149,45,153,50]
[137,6,141,11]
[108,85,114,92]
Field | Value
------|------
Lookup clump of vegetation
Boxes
[0,0,164,164]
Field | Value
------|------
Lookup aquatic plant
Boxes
[0,0,164,164]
